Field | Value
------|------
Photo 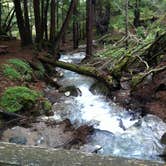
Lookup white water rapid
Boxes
[52,52,166,162]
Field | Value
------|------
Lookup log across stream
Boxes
[52,52,166,162]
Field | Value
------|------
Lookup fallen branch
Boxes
[0,109,26,119]
[131,65,166,88]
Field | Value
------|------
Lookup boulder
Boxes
[9,136,27,145]
[59,85,82,97]
[89,81,110,96]
[161,133,166,145]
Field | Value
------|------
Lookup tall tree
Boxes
[23,0,32,43]
[13,0,32,46]
[95,0,111,35]
[134,0,141,28]
[125,0,129,49]
[0,0,2,33]
[55,0,78,51]
[33,0,42,43]
[50,0,56,43]
[44,0,50,40]
[73,3,79,49]
[86,0,94,58]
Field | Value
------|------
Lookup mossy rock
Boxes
[2,59,33,81]
[89,81,110,96]
[0,86,41,113]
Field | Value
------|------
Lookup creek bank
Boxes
[0,54,94,152]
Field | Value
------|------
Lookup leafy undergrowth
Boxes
[0,86,52,114]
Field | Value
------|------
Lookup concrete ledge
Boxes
[0,142,164,166]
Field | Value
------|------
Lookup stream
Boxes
[52,52,166,162]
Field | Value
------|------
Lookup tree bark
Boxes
[33,0,42,43]
[55,0,78,51]
[44,0,50,40]
[13,0,31,46]
[0,0,1,33]
[73,4,79,49]
[50,0,56,43]
[125,0,129,49]
[38,56,113,88]
[86,0,94,58]
[23,0,32,44]
[4,8,15,34]
[133,0,141,28]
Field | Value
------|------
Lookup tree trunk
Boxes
[0,0,2,33]
[44,0,50,40]
[86,0,93,58]
[23,0,32,44]
[38,56,113,88]
[56,1,59,31]
[13,0,31,46]
[134,0,141,28]
[5,9,15,34]
[50,0,56,43]
[141,32,166,66]
[95,0,111,35]
[41,0,45,40]
[73,4,79,49]
[33,0,42,43]
[125,0,129,49]
[61,0,66,44]
[55,0,78,51]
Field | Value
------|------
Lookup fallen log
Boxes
[0,109,26,119]
[38,56,114,88]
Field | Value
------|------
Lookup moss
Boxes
[3,64,22,80]
[0,86,41,113]
[2,59,33,81]
[131,73,145,88]
[43,100,52,111]
[34,62,46,79]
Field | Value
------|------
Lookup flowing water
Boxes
[52,52,166,162]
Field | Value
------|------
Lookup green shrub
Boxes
[0,86,41,113]
[2,59,33,81]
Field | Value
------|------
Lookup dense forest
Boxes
[0,0,166,164]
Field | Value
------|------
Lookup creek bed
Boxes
[52,52,166,162]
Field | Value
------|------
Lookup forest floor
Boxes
[0,39,95,150]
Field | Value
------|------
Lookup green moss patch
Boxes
[2,59,33,81]
[0,86,41,113]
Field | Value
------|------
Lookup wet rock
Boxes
[112,90,131,105]
[80,144,102,153]
[161,133,166,145]
[9,136,27,145]
[44,88,63,104]
[59,85,82,97]
[120,77,130,90]
[89,81,110,96]
[73,125,94,144]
